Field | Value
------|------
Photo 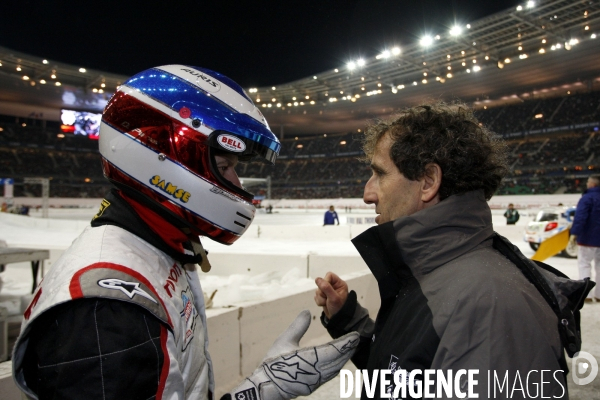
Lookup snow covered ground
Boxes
[1,205,599,398]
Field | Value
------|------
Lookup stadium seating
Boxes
[1,90,599,199]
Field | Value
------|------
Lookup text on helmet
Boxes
[150,175,191,203]
[180,68,221,92]
[217,133,247,153]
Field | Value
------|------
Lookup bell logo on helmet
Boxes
[150,175,191,203]
[180,68,221,93]
[218,134,246,153]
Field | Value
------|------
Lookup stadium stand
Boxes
[1,90,599,200]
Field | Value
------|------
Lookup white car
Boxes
[524,207,578,258]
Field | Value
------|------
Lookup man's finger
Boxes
[316,277,339,299]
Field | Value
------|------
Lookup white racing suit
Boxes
[12,224,214,399]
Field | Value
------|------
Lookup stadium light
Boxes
[592,34,597,39]
[449,26,462,36]
[473,65,481,72]
[420,35,434,47]
[347,61,356,71]
[376,50,391,59]
[79,68,86,73]
[40,79,46,84]
[526,1,535,9]
[516,5,523,11]
[392,47,401,55]
[357,58,366,67]
[22,76,29,80]
[42,59,49,64]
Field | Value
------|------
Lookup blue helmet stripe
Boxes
[125,68,280,154]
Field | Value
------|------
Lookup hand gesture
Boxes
[314,272,349,319]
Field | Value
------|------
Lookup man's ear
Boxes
[420,163,442,204]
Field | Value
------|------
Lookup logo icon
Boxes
[98,278,157,303]
[217,134,246,153]
[572,351,598,385]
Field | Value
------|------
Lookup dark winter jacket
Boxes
[570,186,600,247]
[324,190,580,399]
[503,208,520,224]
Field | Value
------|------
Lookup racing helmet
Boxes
[98,65,280,245]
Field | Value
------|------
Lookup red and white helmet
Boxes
[99,65,280,244]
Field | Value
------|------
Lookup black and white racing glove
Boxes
[227,310,359,400]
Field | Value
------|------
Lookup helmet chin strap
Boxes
[183,228,212,273]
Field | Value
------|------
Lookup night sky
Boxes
[0,0,520,88]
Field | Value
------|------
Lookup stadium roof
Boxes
[0,0,599,136]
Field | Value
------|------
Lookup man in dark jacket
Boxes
[504,203,520,224]
[571,175,600,301]
[314,102,590,399]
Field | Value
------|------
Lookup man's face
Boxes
[363,134,424,224]
[214,153,241,188]
[587,177,599,189]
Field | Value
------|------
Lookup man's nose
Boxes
[363,177,376,204]
[228,170,242,189]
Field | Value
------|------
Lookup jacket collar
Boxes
[352,190,493,298]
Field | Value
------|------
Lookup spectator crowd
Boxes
[1,90,599,199]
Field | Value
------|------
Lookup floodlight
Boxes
[526,1,535,9]
[381,50,391,58]
[473,65,481,72]
[347,61,356,70]
[357,59,365,67]
[420,36,434,47]
[391,47,401,55]
[79,68,86,73]
[450,26,462,36]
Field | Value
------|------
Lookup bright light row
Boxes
[516,1,535,11]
